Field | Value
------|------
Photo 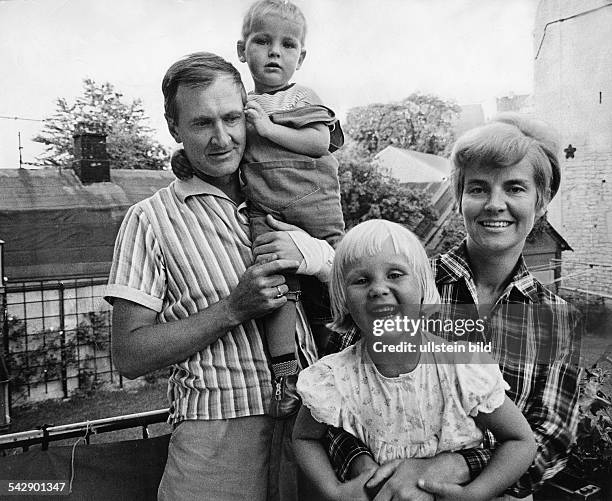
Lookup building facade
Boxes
[534,0,612,296]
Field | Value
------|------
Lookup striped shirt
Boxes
[250,83,322,114]
[106,177,318,423]
[326,241,581,496]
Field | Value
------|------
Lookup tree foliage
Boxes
[345,93,460,156]
[34,78,169,170]
[431,210,466,256]
[336,141,438,235]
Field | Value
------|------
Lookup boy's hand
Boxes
[170,149,193,180]
[245,97,274,137]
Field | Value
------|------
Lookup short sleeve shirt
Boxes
[105,176,318,423]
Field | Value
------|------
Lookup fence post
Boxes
[1,278,10,430]
[59,282,68,399]
[0,239,11,429]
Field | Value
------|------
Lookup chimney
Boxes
[72,122,110,184]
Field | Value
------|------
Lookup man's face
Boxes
[167,76,246,186]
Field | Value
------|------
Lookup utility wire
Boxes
[0,115,44,122]
[535,3,612,60]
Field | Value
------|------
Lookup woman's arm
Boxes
[293,407,374,501]
[418,396,537,501]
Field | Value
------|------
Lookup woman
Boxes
[324,113,581,501]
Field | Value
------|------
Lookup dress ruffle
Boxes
[296,332,510,464]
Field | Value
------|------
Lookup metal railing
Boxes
[0,408,169,452]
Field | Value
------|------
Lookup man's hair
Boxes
[450,113,560,211]
[162,52,245,121]
[328,219,440,334]
[241,0,307,44]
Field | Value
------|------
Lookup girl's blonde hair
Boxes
[329,219,440,333]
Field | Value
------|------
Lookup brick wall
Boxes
[534,0,612,295]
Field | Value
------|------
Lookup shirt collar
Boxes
[437,240,540,303]
[174,176,236,204]
[436,240,473,284]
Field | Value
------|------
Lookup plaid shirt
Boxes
[324,241,581,497]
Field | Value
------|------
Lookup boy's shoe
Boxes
[268,375,301,419]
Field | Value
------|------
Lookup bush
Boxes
[560,290,610,336]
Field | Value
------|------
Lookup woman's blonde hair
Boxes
[450,112,560,211]
[328,219,440,333]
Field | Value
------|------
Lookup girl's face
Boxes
[344,246,422,339]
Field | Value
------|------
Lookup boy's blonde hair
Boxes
[450,112,560,212]
[329,219,440,334]
[241,0,307,44]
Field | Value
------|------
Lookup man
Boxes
[106,52,331,501]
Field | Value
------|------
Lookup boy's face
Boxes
[237,14,306,94]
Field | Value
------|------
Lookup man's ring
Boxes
[275,286,284,299]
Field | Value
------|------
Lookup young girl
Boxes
[172,0,345,418]
[293,219,537,501]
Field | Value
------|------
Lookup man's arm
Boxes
[111,258,299,378]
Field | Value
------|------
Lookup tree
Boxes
[34,78,169,170]
[335,141,438,235]
[345,93,460,156]
[431,210,466,255]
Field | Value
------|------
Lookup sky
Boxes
[0,0,538,168]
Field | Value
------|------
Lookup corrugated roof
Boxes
[0,168,174,211]
[0,168,175,281]
[375,146,450,183]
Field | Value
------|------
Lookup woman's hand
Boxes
[366,453,469,501]
[330,469,377,501]
[417,479,483,501]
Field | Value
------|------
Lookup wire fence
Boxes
[2,276,118,406]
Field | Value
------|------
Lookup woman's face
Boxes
[461,158,546,256]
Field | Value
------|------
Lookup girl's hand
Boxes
[170,149,193,180]
[245,97,274,137]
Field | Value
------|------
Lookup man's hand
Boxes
[253,215,305,264]
[245,97,274,138]
[225,258,299,325]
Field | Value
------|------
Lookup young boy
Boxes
[173,0,345,419]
